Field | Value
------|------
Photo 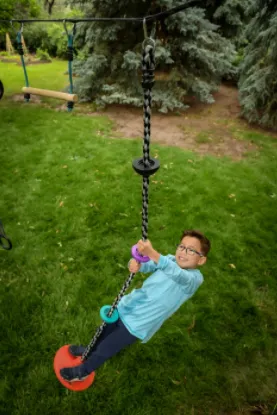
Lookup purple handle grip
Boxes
[131,245,150,263]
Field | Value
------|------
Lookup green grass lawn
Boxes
[0,58,70,98]
[0,60,277,415]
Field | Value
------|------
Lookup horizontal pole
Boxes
[22,87,78,102]
[9,18,142,23]
[0,1,200,24]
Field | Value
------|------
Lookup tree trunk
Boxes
[44,0,55,15]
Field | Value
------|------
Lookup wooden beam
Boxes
[21,35,28,55]
[22,87,78,102]
[6,33,15,55]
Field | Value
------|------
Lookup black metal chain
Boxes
[81,270,137,360]
[81,37,156,362]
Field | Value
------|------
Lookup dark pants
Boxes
[82,318,138,374]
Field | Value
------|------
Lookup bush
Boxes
[41,24,68,59]
[18,8,84,59]
[36,48,51,62]
[0,51,9,57]
[20,24,68,59]
[23,23,66,58]
[21,24,48,54]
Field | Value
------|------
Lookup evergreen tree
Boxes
[238,0,277,130]
[206,0,255,38]
[71,0,236,112]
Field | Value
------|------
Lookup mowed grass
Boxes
[0,58,70,103]
[0,60,277,415]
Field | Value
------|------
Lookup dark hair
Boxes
[181,230,211,256]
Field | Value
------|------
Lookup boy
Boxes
[60,229,211,382]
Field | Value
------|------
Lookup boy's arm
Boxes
[139,259,158,274]
[137,241,202,289]
[149,251,203,290]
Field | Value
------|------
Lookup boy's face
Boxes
[175,236,207,269]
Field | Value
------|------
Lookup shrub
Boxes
[36,48,51,62]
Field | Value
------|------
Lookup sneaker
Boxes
[68,345,86,357]
[60,365,88,382]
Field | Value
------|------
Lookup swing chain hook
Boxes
[72,22,77,37]
[10,21,16,35]
[10,21,24,35]
[143,18,148,39]
[64,20,77,37]
[142,18,156,49]
[63,19,69,36]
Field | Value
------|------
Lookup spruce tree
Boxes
[238,0,277,130]
[206,0,255,38]
[71,0,236,112]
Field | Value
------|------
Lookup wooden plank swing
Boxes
[22,87,78,102]
[15,21,78,110]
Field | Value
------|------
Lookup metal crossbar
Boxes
[0,1,200,24]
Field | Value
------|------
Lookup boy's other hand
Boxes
[137,239,154,257]
[129,259,141,273]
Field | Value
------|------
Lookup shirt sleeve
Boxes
[156,254,203,291]
[139,260,158,274]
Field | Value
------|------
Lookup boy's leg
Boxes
[60,319,138,381]
[83,318,137,374]
[69,320,119,357]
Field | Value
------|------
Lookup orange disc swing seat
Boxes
[54,345,95,391]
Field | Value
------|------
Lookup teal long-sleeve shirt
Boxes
[117,254,204,343]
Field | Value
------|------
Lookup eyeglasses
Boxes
[176,244,204,257]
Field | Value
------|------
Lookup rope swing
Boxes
[53,20,160,392]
